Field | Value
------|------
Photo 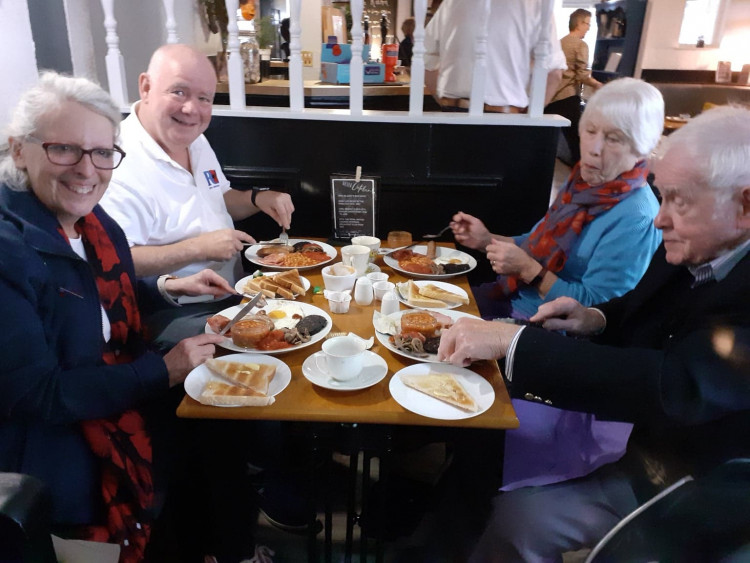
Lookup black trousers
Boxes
[545,94,583,166]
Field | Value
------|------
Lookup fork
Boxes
[278,228,289,244]
[422,225,452,239]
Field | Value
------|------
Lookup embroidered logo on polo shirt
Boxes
[203,169,220,188]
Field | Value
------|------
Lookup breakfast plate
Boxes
[245,239,337,271]
[373,308,479,363]
[302,350,388,391]
[205,300,332,353]
[184,353,291,407]
[389,363,494,420]
[396,280,469,311]
[383,245,477,279]
[234,272,311,297]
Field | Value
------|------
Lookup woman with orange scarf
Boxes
[450,78,664,491]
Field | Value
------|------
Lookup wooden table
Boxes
[177,243,518,430]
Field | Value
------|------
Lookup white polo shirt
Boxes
[101,103,239,283]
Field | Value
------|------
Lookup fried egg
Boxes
[263,301,304,330]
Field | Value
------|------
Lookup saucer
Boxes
[302,350,388,391]
[365,263,381,274]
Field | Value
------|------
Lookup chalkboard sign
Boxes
[330,173,378,240]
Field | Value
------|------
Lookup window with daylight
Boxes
[678,0,727,46]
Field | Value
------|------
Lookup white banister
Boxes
[100,0,128,105]
[349,0,364,115]
[163,0,179,44]
[224,0,245,110]
[409,0,427,116]
[528,0,556,117]
[469,0,491,116]
[288,0,304,112]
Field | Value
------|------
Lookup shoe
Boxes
[253,479,322,535]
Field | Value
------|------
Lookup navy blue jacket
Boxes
[0,185,169,524]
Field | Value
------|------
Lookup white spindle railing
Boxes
[349,0,365,115]
[98,0,563,126]
[224,0,244,110]
[163,0,179,44]
[100,0,128,105]
[469,0,491,116]
[288,0,304,112]
[409,0,427,116]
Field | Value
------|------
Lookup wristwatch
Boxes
[251,186,271,207]
[528,266,548,287]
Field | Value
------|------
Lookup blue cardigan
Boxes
[0,186,169,525]
[510,185,662,318]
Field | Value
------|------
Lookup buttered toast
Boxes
[400,373,479,412]
[199,381,275,406]
[205,359,275,394]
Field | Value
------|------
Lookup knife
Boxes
[218,293,266,336]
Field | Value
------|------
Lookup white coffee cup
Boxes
[351,236,381,263]
[341,244,371,276]
[316,336,366,381]
[372,280,395,301]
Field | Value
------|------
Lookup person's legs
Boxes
[468,462,640,563]
[545,96,583,166]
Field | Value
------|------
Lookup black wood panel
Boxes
[205,115,558,283]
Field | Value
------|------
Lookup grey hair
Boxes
[0,71,121,190]
[652,105,750,203]
[580,77,665,158]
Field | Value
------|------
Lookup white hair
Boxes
[581,77,665,158]
[652,105,750,202]
[0,72,121,190]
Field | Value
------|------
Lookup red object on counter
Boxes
[381,43,398,82]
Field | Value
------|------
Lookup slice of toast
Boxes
[274,269,306,295]
[205,359,275,394]
[407,280,446,308]
[400,373,479,412]
[418,283,469,306]
[199,381,275,406]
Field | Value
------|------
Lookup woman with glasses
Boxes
[0,72,235,561]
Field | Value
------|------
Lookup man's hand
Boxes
[190,229,255,262]
[163,333,225,387]
[437,318,521,366]
[450,211,493,251]
[530,297,605,336]
[254,190,294,230]
[486,238,540,281]
[165,269,236,298]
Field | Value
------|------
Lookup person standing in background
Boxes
[546,9,603,165]
[399,18,415,68]
[423,0,566,113]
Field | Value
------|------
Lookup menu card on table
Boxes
[330,173,379,242]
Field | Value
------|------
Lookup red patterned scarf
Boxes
[496,160,649,295]
[59,212,153,562]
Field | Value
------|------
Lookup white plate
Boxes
[234,272,311,298]
[389,363,494,420]
[396,280,469,311]
[302,350,388,391]
[245,239,337,271]
[184,353,291,407]
[205,300,332,353]
[383,245,477,279]
[373,309,479,363]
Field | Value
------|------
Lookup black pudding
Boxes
[423,336,441,354]
[295,314,328,335]
[442,263,470,275]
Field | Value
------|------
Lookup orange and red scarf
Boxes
[496,160,649,295]
[59,212,153,562]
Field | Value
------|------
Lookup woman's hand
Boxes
[437,317,521,366]
[530,297,605,335]
[163,333,226,387]
[450,211,492,251]
[165,269,236,298]
[486,239,540,281]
